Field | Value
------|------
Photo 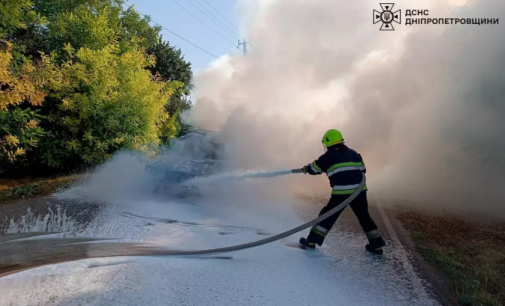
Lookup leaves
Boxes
[0,0,34,38]
[0,43,45,110]
[0,107,46,164]
[0,0,193,174]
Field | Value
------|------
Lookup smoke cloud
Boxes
[184,0,505,217]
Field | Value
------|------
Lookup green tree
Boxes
[148,37,192,85]
[119,6,161,50]
[0,0,194,174]
[0,0,33,38]
[0,108,45,167]
[147,38,193,140]
[38,44,183,167]
[32,0,124,18]
[0,41,68,168]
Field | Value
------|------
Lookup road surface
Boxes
[0,186,443,306]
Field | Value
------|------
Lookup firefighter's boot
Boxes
[365,230,386,255]
[299,237,316,250]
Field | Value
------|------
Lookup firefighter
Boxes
[299,129,386,255]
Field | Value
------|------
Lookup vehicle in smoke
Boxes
[145,128,226,196]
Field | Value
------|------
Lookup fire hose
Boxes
[144,169,366,256]
[0,169,365,277]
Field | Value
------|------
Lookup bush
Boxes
[0,0,193,175]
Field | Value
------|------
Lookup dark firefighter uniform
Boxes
[299,129,386,255]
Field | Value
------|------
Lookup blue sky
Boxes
[126,0,242,73]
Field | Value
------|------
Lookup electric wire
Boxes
[136,10,219,59]
[188,0,239,39]
[171,0,237,46]
[202,0,238,31]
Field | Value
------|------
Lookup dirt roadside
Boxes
[0,175,88,205]
[371,199,505,306]
[375,204,458,306]
[395,207,505,306]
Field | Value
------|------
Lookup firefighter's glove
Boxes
[301,164,310,174]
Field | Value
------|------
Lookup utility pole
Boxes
[237,39,252,55]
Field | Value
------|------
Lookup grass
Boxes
[397,211,505,306]
[0,174,86,203]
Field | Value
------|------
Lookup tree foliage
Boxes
[0,41,66,167]
[147,37,194,134]
[0,0,193,175]
[148,37,192,85]
[0,0,36,38]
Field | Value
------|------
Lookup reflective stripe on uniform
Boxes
[327,161,367,194]
[310,225,328,237]
[314,225,328,234]
[327,162,364,173]
[327,165,365,177]
[366,229,381,239]
[310,161,322,174]
[331,185,368,195]
[333,184,361,190]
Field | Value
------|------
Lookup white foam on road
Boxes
[0,192,440,306]
[4,205,86,235]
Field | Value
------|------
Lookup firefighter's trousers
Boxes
[307,191,380,246]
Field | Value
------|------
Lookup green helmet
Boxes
[322,129,344,147]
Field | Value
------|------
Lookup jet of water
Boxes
[181,169,299,188]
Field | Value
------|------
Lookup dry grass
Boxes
[398,211,505,306]
[0,175,87,203]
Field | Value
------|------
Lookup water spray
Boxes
[181,168,304,188]
[233,168,303,179]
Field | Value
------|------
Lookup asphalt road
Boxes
[0,192,452,305]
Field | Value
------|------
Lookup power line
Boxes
[189,0,237,39]
[171,0,237,46]
[188,0,238,39]
[201,0,238,31]
[136,10,219,59]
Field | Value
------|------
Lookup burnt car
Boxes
[145,129,226,196]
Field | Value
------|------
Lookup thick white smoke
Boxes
[184,0,505,217]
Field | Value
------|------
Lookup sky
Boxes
[125,0,242,73]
